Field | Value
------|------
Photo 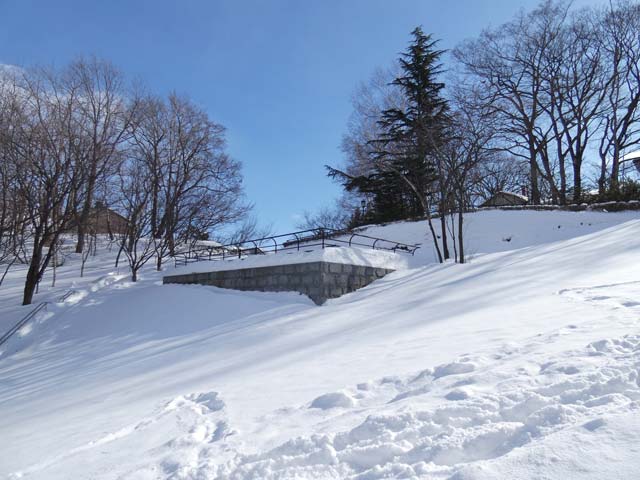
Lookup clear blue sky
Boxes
[0,0,603,232]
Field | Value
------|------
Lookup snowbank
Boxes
[1,210,640,479]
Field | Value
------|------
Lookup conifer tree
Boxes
[327,27,451,261]
[372,27,451,261]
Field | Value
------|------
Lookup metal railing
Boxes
[172,228,420,267]
[0,290,76,349]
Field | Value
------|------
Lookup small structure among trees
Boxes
[66,203,128,237]
[480,192,528,208]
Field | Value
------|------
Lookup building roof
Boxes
[494,191,528,202]
[480,191,529,208]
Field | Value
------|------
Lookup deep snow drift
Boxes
[1,209,640,479]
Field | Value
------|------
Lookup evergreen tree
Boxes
[374,26,449,191]
[327,27,451,261]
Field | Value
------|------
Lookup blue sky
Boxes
[0,0,603,232]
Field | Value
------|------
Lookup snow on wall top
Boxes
[172,245,410,274]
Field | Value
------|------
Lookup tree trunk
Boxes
[168,234,176,257]
[75,221,86,254]
[573,160,582,204]
[75,171,98,254]
[51,248,57,287]
[610,144,621,193]
[391,169,443,263]
[23,255,41,305]
[426,216,443,264]
[598,153,608,196]
[558,158,567,205]
[416,193,443,264]
[458,207,465,264]
[0,252,19,287]
[449,213,458,263]
[529,147,540,204]
[439,209,450,261]
[115,242,125,268]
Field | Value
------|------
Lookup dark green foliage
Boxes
[328,27,450,225]
[326,166,423,225]
[586,179,640,203]
[376,26,449,160]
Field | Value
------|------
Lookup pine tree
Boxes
[372,27,451,261]
[326,27,451,258]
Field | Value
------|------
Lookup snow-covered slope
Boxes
[1,210,639,479]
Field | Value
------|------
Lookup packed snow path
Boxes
[1,210,639,479]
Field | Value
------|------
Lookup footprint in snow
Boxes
[433,361,476,379]
[540,362,581,376]
[162,391,233,457]
[583,418,606,431]
[310,391,356,410]
[186,392,225,412]
[219,332,640,478]
[165,391,225,413]
[445,388,470,401]
[356,381,373,391]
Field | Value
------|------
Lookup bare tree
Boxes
[339,67,408,217]
[221,215,273,246]
[596,1,640,193]
[538,6,612,202]
[471,153,529,203]
[69,57,138,254]
[295,204,350,231]
[454,1,573,204]
[444,87,500,262]
[10,67,83,304]
[0,72,28,285]
[117,156,155,282]
[0,57,250,301]
[455,0,640,204]
[80,233,95,278]
[130,93,248,271]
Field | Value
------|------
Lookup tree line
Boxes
[0,58,248,305]
[323,0,640,263]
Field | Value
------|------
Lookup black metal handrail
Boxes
[0,290,76,349]
[172,228,420,267]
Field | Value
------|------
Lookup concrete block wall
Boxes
[163,261,394,305]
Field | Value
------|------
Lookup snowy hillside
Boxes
[1,209,640,479]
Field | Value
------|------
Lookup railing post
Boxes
[321,229,325,249]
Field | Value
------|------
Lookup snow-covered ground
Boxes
[1,209,639,479]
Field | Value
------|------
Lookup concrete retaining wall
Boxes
[162,261,394,305]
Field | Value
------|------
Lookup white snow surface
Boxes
[1,209,640,479]
[173,246,409,274]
